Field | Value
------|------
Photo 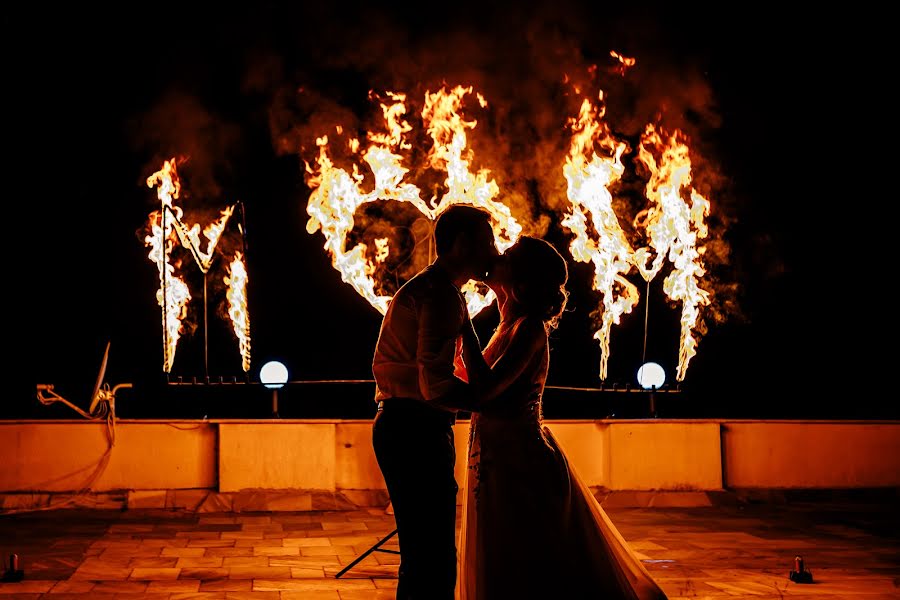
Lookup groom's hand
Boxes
[429,379,482,413]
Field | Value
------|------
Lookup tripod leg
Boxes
[334,528,398,578]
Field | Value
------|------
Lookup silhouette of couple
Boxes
[372,206,668,600]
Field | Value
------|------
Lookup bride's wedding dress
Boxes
[457,319,669,599]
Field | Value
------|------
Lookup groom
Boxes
[372,205,498,600]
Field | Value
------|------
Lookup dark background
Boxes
[10,3,886,420]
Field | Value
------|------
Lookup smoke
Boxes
[128,91,242,208]
[249,2,740,327]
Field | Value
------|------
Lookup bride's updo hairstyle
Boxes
[506,236,569,330]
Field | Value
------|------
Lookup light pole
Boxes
[260,360,289,418]
[637,361,666,418]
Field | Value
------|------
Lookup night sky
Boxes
[11,3,885,420]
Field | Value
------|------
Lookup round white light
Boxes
[260,361,289,389]
[637,362,665,390]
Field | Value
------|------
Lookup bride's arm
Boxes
[461,317,489,385]
[462,316,546,404]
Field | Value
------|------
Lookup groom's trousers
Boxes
[373,398,458,600]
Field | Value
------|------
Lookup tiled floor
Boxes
[1,492,898,599]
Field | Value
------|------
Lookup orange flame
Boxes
[145,158,192,372]
[145,158,251,373]
[183,205,235,273]
[634,124,711,380]
[610,50,636,76]
[226,252,251,372]
[561,95,639,380]
[305,85,521,316]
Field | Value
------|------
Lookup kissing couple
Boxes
[372,205,668,600]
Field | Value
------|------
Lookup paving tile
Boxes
[129,566,182,579]
[146,579,202,592]
[0,494,895,599]
[268,555,343,567]
[282,537,332,547]
[291,566,326,578]
[91,580,149,593]
[203,548,254,558]
[251,546,299,556]
[280,592,340,600]
[187,540,236,548]
[176,556,225,568]
[178,567,231,580]
[69,560,133,580]
[47,579,96,593]
[0,580,56,593]
[163,546,208,557]
[337,591,401,599]
[252,578,377,591]
[198,579,253,591]
[221,531,265,539]
[129,556,179,567]
[227,566,292,579]
[222,556,269,567]
[301,546,356,556]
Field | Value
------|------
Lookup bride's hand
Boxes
[461,316,480,351]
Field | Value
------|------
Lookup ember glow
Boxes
[305,85,521,316]
[610,50,636,76]
[144,158,252,373]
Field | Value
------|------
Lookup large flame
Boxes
[634,124,711,380]
[144,158,251,373]
[305,85,521,316]
[145,159,192,372]
[226,252,251,372]
[561,94,639,380]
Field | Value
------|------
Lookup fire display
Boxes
[303,61,712,381]
[144,159,251,374]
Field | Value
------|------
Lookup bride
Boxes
[457,235,668,599]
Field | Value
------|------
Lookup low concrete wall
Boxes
[722,422,900,488]
[0,422,216,492]
[604,421,723,490]
[2,420,898,497]
[219,423,335,492]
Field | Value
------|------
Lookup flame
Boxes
[634,124,711,380]
[374,238,389,263]
[305,85,521,316]
[183,205,235,273]
[145,158,191,372]
[144,158,251,374]
[226,252,251,372]
[561,95,639,380]
[610,50,636,76]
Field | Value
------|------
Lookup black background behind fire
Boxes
[10,2,887,419]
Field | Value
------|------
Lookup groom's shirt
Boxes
[373,263,467,407]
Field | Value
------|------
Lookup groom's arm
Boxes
[416,285,479,413]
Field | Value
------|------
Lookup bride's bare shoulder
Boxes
[512,316,548,344]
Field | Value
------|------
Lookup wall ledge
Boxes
[8,487,896,515]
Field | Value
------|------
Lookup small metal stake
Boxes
[2,553,24,582]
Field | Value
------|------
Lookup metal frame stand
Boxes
[334,528,399,578]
